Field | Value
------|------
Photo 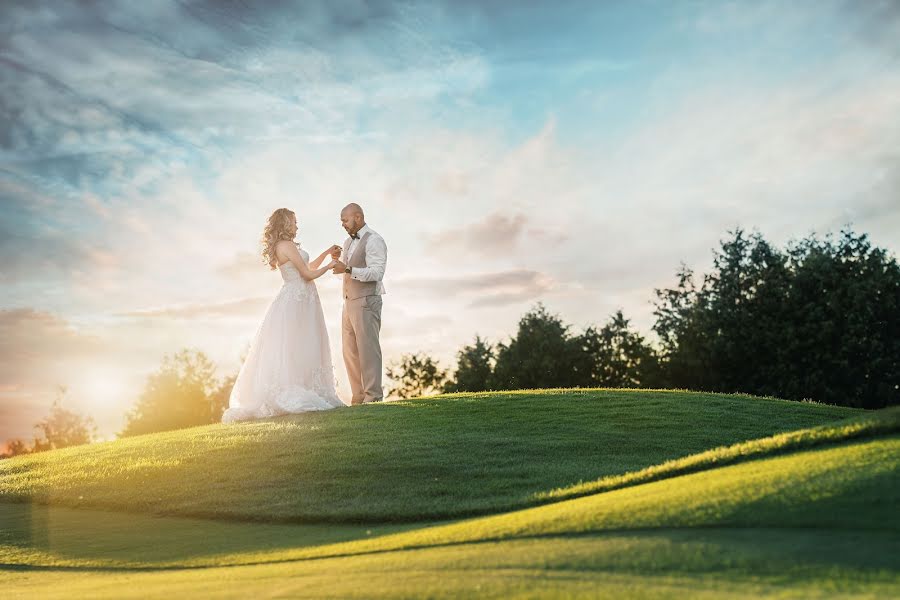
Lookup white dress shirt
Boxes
[347,224,387,295]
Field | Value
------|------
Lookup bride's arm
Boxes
[309,246,341,269]
[309,250,329,269]
[279,242,335,281]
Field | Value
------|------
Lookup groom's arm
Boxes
[349,235,387,282]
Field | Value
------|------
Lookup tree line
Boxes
[3,226,897,458]
[389,227,899,409]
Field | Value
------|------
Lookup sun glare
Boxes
[77,370,131,416]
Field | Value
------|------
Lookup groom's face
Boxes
[341,209,362,235]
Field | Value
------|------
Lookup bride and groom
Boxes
[221,203,387,423]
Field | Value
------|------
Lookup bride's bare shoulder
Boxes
[274,239,298,255]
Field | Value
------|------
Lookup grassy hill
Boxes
[1,389,898,598]
[0,389,861,522]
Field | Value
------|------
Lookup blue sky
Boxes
[2,0,899,443]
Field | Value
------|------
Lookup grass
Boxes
[4,532,899,599]
[537,404,900,502]
[1,389,897,598]
[2,433,897,597]
[0,389,860,523]
[0,503,421,568]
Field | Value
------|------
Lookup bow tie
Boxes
[350,233,360,240]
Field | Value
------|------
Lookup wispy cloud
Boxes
[119,296,271,320]
[0,309,103,362]
[425,211,569,257]
[398,270,556,308]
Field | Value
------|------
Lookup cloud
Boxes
[425,211,569,257]
[0,309,104,364]
[0,0,487,175]
[840,0,900,52]
[119,296,271,320]
[398,269,556,308]
[0,177,124,296]
[216,250,270,281]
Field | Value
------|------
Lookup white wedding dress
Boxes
[222,246,345,423]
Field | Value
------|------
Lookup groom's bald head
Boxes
[342,203,364,218]
[340,203,366,236]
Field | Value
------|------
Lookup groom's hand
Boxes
[332,260,347,275]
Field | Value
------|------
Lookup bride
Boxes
[222,208,346,423]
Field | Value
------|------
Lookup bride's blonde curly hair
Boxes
[262,208,297,270]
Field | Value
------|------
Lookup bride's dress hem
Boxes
[221,386,346,424]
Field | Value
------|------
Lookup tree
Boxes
[652,227,900,408]
[652,263,711,389]
[120,349,221,437]
[579,311,661,388]
[1,386,97,457]
[780,229,900,407]
[32,387,98,451]
[386,353,449,399]
[492,304,593,390]
[446,336,495,392]
[1,438,32,458]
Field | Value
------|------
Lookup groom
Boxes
[331,203,388,405]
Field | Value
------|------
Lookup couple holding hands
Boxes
[222,203,387,424]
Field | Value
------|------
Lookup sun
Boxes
[76,369,132,416]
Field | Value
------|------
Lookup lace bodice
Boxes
[277,248,317,301]
[278,248,308,283]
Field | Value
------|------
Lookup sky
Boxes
[2,0,899,444]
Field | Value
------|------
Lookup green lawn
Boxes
[2,433,897,597]
[0,389,860,522]
[1,390,897,598]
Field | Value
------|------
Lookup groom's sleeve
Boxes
[350,236,387,282]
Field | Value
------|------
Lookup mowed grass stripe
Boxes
[537,405,900,502]
[3,434,897,569]
[3,530,899,599]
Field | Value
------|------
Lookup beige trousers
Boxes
[342,294,383,404]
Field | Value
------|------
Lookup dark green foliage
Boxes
[438,227,897,407]
[446,335,495,392]
[579,310,662,388]
[491,304,595,390]
[443,306,660,393]
[654,228,900,408]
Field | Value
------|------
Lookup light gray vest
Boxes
[343,232,377,300]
